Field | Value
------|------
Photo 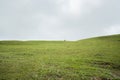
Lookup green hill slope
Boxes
[0,34,120,80]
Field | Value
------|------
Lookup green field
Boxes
[0,34,120,80]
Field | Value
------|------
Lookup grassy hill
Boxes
[0,34,120,80]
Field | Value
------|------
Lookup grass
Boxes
[0,34,120,80]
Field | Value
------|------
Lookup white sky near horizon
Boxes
[0,0,120,41]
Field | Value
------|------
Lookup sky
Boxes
[0,0,120,41]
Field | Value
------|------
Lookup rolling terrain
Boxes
[0,34,120,80]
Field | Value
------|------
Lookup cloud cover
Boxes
[0,0,120,40]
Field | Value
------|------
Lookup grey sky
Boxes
[0,0,120,40]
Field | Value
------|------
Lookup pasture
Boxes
[0,34,120,80]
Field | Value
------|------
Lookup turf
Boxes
[0,34,120,80]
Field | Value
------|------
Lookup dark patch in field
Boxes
[15,53,34,56]
[93,61,120,70]
[94,61,113,66]
[1,79,6,80]
[112,65,120,70]
[91,77,112,80]
[118,40,120,41]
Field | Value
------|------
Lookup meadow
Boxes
[0,34,120,80]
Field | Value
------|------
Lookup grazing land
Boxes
[0,34,120,80]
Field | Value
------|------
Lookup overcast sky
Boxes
[0,0,120,40]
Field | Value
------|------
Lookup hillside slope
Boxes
[0,34,120,80]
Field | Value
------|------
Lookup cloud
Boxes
[104,25,120,35]
[59,0,102,17]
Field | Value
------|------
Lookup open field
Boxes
[0,34,120,80]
